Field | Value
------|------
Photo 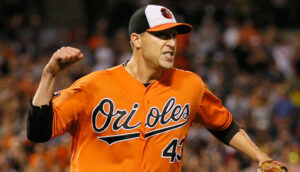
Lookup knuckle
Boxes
[66,54,73,59]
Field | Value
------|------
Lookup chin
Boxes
[160,62,174,70]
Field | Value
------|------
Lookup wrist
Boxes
[43,65,59,78]
[257,154,272,165]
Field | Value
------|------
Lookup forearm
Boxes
[27,47,83,142]
[229,129,271,164]
[32,70,57,106]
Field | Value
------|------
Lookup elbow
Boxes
[27,131,50,143]
[209,120,241,145]
[26,119,52,143]
[27,100,53,143]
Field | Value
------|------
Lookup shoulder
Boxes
[161,68,205,94]
[169,68,204,85]
[72,65,122,87]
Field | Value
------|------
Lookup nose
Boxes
[166,37,176,48]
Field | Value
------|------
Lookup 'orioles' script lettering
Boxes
[146,97,190,128]
[92,98,141,133]
[92,97,190,134]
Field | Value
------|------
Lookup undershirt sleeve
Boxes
[208,120,241,145]
[27,99,53,143]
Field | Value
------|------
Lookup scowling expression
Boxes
[139,28,177,70]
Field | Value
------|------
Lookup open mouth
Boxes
[163,52,174,61]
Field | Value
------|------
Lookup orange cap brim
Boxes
[147,23,192,34]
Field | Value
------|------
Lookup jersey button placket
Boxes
[144,87,152,134]
[141,84,154,172]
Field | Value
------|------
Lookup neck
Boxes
[125,53,163,84]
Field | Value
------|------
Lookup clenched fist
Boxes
[44,46,83,76]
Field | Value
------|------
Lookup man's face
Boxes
[140,28,177,70]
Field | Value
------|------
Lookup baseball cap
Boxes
[129,5,192,35]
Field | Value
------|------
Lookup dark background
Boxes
[0,0,299,171]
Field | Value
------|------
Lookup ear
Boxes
[130,33,142,48]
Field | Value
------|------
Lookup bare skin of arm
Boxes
[229,129,272,165]
[32,46,83,106]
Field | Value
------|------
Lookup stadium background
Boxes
[0,0,300,171]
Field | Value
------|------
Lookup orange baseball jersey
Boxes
[51,64,233,172]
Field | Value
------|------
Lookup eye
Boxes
[153,32,168,39]
[171,32,177,38]
[151,31,177,40]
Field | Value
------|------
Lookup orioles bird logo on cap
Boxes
[161,8,173,19]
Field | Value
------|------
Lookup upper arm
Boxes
[51,83,88,138]
[194,86,233,130]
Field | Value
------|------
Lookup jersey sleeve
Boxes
[194,85,233,131]
[51,80,88,138]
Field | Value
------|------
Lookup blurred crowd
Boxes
[0,0,300,171]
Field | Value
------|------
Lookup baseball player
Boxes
[27,4,287,172]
